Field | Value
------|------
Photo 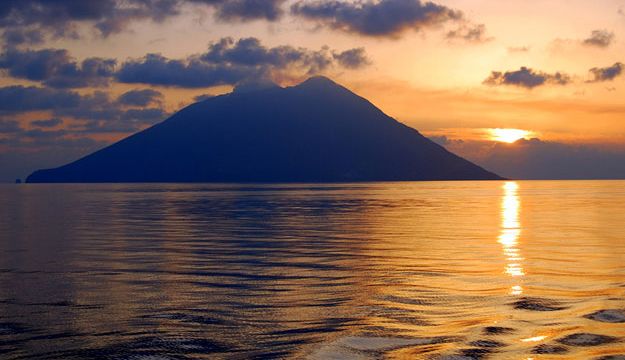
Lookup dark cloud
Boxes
[0,85,171,182]
[587,62,623,82]
[202,37,323,68]
[0,85,168,136]
[31,118,63,128]
[49,90,169,133]
[0,118,21,133]
[446,23,491,43]
[582,30,615,48]
[435,137,625,179]
[117,89,163,106]
[190,0,286,21]
[0,86,81,112]
[0,0,179,39]
[53,91,116,120]
[1,130,96,147]
[116,53,259,88]
[21,128,68,139]
[1,28,44,46]
[332,48,370,69]
[48,91,167,133]
[0,0,287,42]
[0,48,116,88]
[94,0,180,37]
[117,37,369,88]
[290,0,463,37]
[483,67,571,89]
[0,1,117,27]
[200,37,358,73]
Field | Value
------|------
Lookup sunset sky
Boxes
[1,0,625,181]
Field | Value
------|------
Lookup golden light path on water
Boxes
[499,181,524,295]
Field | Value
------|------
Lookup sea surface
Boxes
[0,181,624,359]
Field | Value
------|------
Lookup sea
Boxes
[0,181,624,359]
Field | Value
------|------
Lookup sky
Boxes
[1,0,625,181]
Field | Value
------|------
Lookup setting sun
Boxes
[489,129,532,143]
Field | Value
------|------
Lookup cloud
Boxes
[332,48,370,69]
[290,0,463,38]
[117,89,163,106]
[587,62,623,82]
[0,48,116,88]
[0,0,288,41]
[0,86,81,112]
[201,37,332,70]
[117,37,369,87]
[54,91,118,120]
[0,0,179,39]
[433,137,625,179]
[121,108,167,123]
[49,90,169,133]
[483,67,571,89]
[1,28,44,46]
[20,128,69,139]
[0,118,21,133]
[116,53,259,88]
[446,23,492,43]
[190,0,286,21]
[0,85,168,135]
[0,1,117,28]
[582,30,615,48]
[31,118,63,128]
[94,0,180,37]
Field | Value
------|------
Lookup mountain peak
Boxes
[297,76,340,89]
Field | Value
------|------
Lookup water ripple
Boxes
[0,181,624,358]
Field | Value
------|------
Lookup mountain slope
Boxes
[26,77,502,183]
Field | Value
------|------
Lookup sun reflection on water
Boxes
[521,335,548,343]
[499,181,524,294]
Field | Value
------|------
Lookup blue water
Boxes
[0,181,624,359]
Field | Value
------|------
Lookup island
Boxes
[26,77,502,183]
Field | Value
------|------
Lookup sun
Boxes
[489,128,532,143]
